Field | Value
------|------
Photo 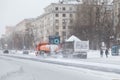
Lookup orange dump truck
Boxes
[35,42,50,56]
[35,42,61,56]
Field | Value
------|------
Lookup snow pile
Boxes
[87,50,113,58]
[87,50,100,58]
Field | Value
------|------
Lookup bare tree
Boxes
[72,0,113,49]
[115,8,120,44]
[25,23,35,49]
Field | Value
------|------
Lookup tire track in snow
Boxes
[0,55,36,80]
[0,67,24,80]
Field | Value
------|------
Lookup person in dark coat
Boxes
[100,49,103,57]
[105,49,109,58]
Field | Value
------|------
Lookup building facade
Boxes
[32,3,78,43]
[15,18,35,33]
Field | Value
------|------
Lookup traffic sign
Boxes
[49,36,60,44]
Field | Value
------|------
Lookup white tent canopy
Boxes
[66,35,81,42]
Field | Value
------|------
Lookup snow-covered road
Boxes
[1,52,120,74]
[0,55,120,80]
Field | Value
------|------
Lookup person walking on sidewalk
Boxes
[105,48,109,58]
[100,49,103,57]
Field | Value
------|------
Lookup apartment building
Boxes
[32,3,78,43]
[15,18,35,33]
[5,26,14,36]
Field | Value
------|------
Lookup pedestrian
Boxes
[105,48,109,58]
[100,49,103,57]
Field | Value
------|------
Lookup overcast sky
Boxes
[0,0,58,37]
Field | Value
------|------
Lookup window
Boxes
[55,14,59,17]
[63,26,66,29]
[56,32,59,35]
[70,14,73,17]
[55,7,58,10]
[70,19,73,23]
[63,7,66,10]
[69,26,72,29]
[62,31,66,36]
[63,14,66,17]
[62,19,67,25]
[56,26,59,29]
[69,7,72,10]
[62,21,66,25]
[47,30,49,34]
[55,19,59,23]
[119,3,120,8]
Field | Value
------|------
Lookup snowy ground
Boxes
[0,55,120,80]
[0,58,21,80]
[0,50,120,80]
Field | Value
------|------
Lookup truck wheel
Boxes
[40,51,45,56]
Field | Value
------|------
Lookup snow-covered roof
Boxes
[66,35,81,42]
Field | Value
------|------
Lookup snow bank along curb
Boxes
[2,54,120,74]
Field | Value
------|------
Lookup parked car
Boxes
[23,50,29,54]
[3,50,9,54]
